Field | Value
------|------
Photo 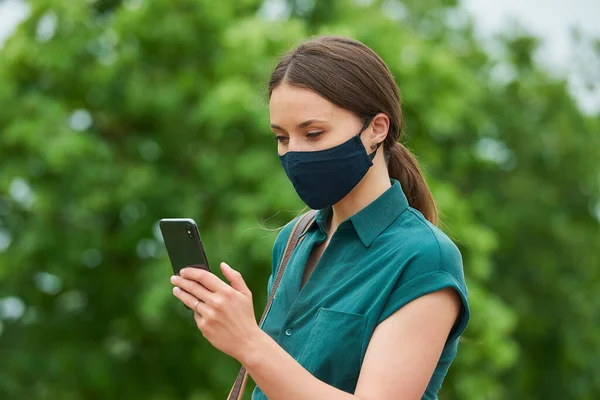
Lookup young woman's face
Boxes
[269,82,369,154]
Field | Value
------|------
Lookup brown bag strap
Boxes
[227,209,318,400]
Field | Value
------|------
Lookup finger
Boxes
[172,286,203,311]
[171,276,212,302]
[180,267,228,293]
[193,298,208,318]
[221,262,251,296]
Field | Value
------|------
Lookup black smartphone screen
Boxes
[159,218,210,275]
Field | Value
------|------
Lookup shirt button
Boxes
[285,328,293,336]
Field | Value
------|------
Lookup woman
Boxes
[170,36,469,400]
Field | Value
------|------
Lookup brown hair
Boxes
[268,35,438,225]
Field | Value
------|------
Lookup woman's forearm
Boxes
[241,329,360,400]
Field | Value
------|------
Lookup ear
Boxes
[370,112,390,149]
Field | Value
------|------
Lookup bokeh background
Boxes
[0,0,599,399]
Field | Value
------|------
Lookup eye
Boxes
[274,135,289,143]
[306,131,324,139]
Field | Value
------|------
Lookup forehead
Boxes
[269,82,337,122]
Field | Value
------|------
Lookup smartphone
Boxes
[159,218,210,275]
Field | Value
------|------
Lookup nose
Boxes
[286,141,300,152]
[286,137,313,152]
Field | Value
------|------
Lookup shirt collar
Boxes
[306,179,409,247]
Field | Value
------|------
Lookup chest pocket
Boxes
[298,307,367,393]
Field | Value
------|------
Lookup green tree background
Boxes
[0,0,598,399]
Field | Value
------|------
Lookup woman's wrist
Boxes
[239,327,271,370]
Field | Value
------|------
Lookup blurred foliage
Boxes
[0,0,599,399]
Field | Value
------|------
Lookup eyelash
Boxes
[274,131,324,143]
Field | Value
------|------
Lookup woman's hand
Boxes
[170,262,261,362]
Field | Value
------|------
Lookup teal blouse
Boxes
[252,179,470,400]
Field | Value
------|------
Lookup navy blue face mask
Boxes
[279,117,381,210]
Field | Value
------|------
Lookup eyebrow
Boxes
[270,119,327,130]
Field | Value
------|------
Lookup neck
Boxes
[328,155,391,234]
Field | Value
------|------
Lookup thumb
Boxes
[221,262,251,297]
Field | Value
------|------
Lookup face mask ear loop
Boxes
[360,115,375,134]
[360,115,381,160]
[368,142,382,161]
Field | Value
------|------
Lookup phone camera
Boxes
[186,225,193,239]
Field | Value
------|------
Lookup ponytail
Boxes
[387,142,438,225]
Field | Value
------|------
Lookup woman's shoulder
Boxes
[375,206,470,334]
[383,206,465,283]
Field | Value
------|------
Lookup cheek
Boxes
[277,142,286,156]
[320,133,349,150]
